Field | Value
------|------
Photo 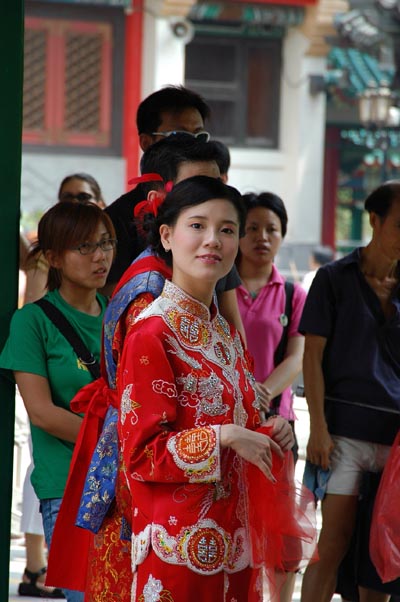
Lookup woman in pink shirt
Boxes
[236,192,306,423]
[236,192,307,601]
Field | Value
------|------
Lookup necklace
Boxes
[242,278,265,300]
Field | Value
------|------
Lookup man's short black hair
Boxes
[312,245,334,266]
[140,133,219,187]
[136,85,210,134]
[208,140,230,176]
[364,180,400,218]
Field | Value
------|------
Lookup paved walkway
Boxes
[9,397,342,601]
[9,538,29,602]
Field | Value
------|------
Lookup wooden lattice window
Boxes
[23,17,112,147]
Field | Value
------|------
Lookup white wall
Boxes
[228,149,286,198]
[20,153,125,217]
[280,30,327,243]
[141,8,187,100]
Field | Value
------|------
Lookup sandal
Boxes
[18,567,65,598]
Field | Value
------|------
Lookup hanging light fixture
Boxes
[358,81,394,180]
[358,81,393,127]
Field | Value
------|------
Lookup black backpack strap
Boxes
[35,298,101,380]
[268,280,295,416]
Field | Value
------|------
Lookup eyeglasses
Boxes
[60,192,95,203]
[71,239,117,255]
[151,130,210,143]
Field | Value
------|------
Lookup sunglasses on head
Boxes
[151,130,210,143]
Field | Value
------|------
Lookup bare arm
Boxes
[23,267,48,304]
[217,288,247,346]
[257,335,304,411]
[15,371,83,443]
[19,233,30,269]
[303,334,334,470]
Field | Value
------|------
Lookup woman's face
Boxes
[49,221,113,292]
[371,199,400,262]
[239,206,283,266]
[59,178,104,208]
[160,198,240,304]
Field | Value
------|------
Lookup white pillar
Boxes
[280,29,327,243]
[141,8,187,99]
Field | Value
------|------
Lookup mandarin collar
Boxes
[161,280,217,321]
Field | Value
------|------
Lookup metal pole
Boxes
[0,2,24,601]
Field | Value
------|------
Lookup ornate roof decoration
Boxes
[333,0,400,93]
[188,2,305,28]
[334,8,386,48]
[328,46,394,97]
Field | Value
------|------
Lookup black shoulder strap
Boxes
[274,280,294,367]
[269,281,295,415]
[35,298,101,380]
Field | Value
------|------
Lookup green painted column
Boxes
[350,204,363,242]
[351,185,364,243]
[0,2,24,600]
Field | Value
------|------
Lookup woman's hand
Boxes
[264,415,294,451]
[220,424,283,482]
[255,382,273,411]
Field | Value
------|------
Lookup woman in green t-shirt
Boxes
[1,201,116,602]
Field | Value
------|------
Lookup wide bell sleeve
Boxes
[118,328,221,487]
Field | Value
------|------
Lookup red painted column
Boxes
[123,0,144,190]
[321,126,340,249]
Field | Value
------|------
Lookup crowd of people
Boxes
[5,84,400,602]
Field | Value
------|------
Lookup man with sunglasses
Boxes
[104,85,211,290]
[136,85,210,150]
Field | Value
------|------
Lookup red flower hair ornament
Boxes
[134,193,166,219]
[128,173,164,186]
[129,174,174,219]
